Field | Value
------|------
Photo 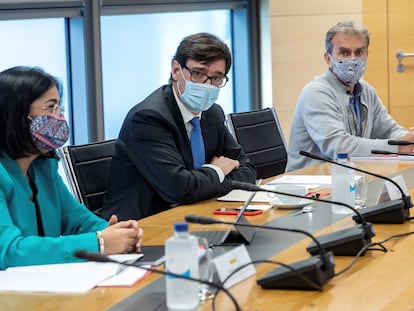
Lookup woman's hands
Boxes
[101,215,143,254]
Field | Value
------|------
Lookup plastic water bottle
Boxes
[165,222,199,310]
[331,153,355,214]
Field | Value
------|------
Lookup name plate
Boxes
[212,244,255,288]
[376,174,409,203]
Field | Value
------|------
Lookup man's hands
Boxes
[397,127,414,153]
[211,156,240,175]
[101,215,143,254]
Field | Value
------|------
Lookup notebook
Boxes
[134,245,165,266]
[191,189,258,246]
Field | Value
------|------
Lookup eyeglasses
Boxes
[183,65,229,88]
[39,104,64,116]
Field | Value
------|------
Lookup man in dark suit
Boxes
[102,33,257,220]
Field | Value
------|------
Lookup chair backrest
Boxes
[227,107,287,179]
[58,139,116,216]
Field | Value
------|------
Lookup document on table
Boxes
[267,175,331,187]
[217,175,356,203]
[351,156,414,161]
[217,181,326,203]
[266,175,362,188]
[0,253,148,293]
[217,187,273,203]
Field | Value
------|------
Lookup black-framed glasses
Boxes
[183,65,229,88]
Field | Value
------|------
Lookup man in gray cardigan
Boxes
[286,20,414,171]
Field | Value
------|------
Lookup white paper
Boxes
[217,183,331,205]
[267,174,362,189]
[267,175,332,187]
[217,188,273,203]
[97,265,149,287]
[351,156,414,161]
[0,253,144,293]
[0,262,112,293]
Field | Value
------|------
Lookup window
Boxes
[101,10,233,139]
[0,1,258,143]
[0,18,69,119]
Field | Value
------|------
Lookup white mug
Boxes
[273,185,307,204]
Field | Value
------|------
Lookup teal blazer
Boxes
[0,149,108,269]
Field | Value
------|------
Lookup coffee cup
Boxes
[273,185,307,205]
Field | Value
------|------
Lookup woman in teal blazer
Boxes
[0,66,143,270]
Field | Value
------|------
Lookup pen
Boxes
[306,192,320,199]
[115,258,138,275]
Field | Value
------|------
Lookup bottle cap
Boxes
[174,222,188,232]
[337,153,348,159]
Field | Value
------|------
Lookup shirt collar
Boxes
[172,84,202,124]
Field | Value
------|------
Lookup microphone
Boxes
[185,215,335,291]
[74,249,241,311]
[231,180,375,257]
[299,150,412,224]
[388,140,414,146]
[371,150,414,156]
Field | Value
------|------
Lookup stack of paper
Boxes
[217,177,328,203]
[0,254,149,293]
[351,156,414,161]
[267,175,331,188]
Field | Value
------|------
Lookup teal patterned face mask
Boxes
[330,55,367,84]
[30,114,70,151]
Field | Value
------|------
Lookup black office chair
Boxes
[58,139,116,216]
[226,107,288,179]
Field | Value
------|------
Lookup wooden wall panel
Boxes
[362,0,389,109]
[387,0,414,129]
[260,0,412,143]
[262,0,362,142]
[268,0,362,16]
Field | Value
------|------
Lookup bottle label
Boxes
[166,268,191,279]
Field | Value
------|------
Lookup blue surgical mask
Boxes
[330,55,367,84]
[178,69,220,112]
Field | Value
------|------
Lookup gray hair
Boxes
[325,20,370,54]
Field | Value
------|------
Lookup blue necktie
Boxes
[349,83,362,136]
[189,117,205,169]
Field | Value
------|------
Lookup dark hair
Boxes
[325,20,370,54]
[170,32,232,83]
[0,66,62,159]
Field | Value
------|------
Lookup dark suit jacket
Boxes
[102,84,256,220]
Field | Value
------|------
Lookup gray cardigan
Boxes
[286,69,407,171]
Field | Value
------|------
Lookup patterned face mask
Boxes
[330,55,367,84]
[30,114,70,151]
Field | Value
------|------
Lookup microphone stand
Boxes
[299,150,412,224]
[231,180,375,257]
[371,150,414,156]
[388,140,414,146]
[74,249,241,311]
[185,215,335,291]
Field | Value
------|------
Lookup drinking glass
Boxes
[197,237,215,301]
[355,171,368,209]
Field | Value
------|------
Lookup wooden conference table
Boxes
[2,160,414,311]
